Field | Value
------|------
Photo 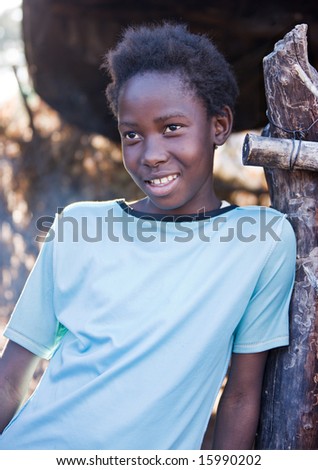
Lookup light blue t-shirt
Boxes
[0,200,296,449]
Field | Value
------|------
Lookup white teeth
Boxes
[149,175,178,185]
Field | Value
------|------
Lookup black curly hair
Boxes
[102,22,239,119]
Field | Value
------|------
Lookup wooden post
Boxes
[243,134,318,172]
[243,24,318,449]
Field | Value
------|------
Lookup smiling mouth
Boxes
[146,174,178,186]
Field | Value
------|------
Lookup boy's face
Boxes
[117,71,231,215]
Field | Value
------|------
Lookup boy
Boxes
[0,22,296,449]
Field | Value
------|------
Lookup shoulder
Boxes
[48,199,125,248]
[237,206,297,275]
[58,199,123,219]
[232,205,295,243]
[234,204,286,221]
[218,205,296,268]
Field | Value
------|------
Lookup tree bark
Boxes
[255,23,318,450]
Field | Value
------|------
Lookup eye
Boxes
[164,124,182,134]
[123,131,140,140]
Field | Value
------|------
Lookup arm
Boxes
[212,351,268,450]
[0,340,40,433]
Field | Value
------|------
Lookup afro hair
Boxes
[102,22,239,119]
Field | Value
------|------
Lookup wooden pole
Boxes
[245,24,318,449]
[243,133,318,171]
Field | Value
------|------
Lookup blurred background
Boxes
[1,0,318,447]
[0,0,317,426]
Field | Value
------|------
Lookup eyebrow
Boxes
[118,121,138,129]
[118,112,188,129]
[154,112,188,123]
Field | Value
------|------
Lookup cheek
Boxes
[122,158,133,175]
[122,149,139,178]
[177,140,207,169]
[121,145,134,166]
[121,152,131,175]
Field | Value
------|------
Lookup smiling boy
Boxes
[0,23,296,449]
[117,71,225,215]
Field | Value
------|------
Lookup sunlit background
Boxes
[0,0,24,103]
[0,1,271,447]
[0,0,267,352]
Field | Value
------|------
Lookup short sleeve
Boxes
[233,216,296,353]
[3,216,66,359]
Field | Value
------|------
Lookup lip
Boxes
[144,173,180,197]
[144,172,179,182]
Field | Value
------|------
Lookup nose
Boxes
[141,136,168,167]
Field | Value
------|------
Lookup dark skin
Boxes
[212,352,268,449]
[117,72,227,215]
[0,341,40,433]
[1,71,269,449]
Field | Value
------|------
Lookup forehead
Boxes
[117,71,203,120]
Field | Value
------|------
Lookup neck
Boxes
[129,194,221,216]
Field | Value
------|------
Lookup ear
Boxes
[211,105,233,146]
